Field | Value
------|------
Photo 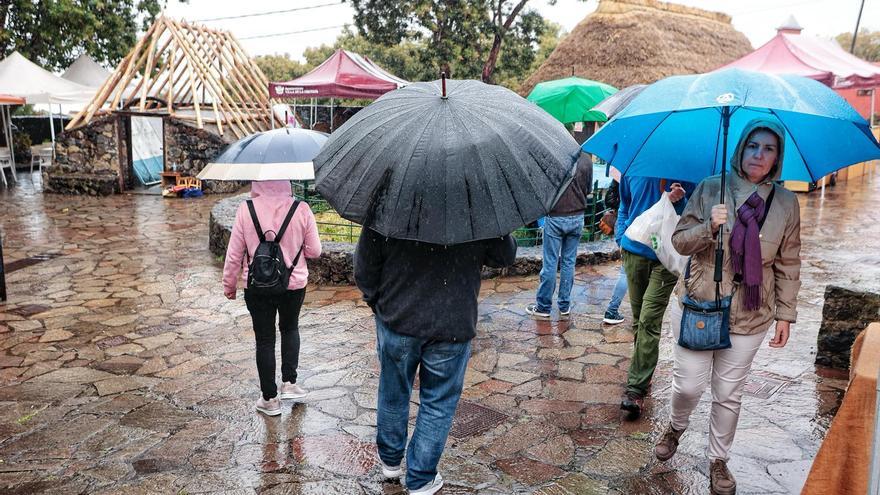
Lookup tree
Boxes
[254,54,312,83]
[835,28,880,62]
[0,1,176,71]
[347,0,552,83]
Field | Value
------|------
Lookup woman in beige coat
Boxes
[653,119,801,495]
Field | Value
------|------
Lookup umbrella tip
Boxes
[441,72,447,99]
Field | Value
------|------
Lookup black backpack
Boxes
[245,200,303,296]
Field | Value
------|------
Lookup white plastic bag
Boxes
[624,192,688,276]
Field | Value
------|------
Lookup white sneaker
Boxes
[279,382,308,400]
[409,473,443,495]
[255,396,282,416]
[378,458,403,479]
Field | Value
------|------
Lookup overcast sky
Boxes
[162,0,878,62]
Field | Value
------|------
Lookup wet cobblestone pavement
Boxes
[0,169,878,494]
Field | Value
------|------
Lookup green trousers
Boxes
[622,249,679,396]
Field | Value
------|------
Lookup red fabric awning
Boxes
[269,49,408,99]
[0,94,25,105]
[721,28,880,89]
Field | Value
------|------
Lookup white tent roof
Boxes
[62,53,111,88]
[0,51,96,104]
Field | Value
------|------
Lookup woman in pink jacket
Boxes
[223,180,322,416]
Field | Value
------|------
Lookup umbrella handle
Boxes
[441,72,447,99]
[714,105,731,284]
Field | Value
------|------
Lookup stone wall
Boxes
[209,194,620,285]
[47,116,124,195]
[816,285,880,369]
[164,119,241,194]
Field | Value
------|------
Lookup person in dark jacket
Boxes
[525,152,592,320]
[355,229,516,494]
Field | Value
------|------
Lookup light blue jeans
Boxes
[375,317,471,490]
[536,215,584,313]
[606,265,628,314]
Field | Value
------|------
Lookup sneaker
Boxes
[378,458,403,479]
[620,391,644,420]
[559,308,571,320]
[255,397,282,416]
[709,459,737,495]
[279,382,308,400]
[654,424,685,461]
[603,310,625,325]
[525,303,550,320]
[409,473,444,495]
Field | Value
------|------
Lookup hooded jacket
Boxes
[672,119,801,335]
[223,180,322,294]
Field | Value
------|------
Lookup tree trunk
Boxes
[480,0,530,84]
[481,34,503,83]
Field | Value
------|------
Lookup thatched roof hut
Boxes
[520,0,752,95]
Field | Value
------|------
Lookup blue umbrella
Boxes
[583,68,880,184]
[583,68,880,283]
[198,128,328,180]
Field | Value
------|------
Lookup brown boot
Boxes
[710,459,737,495]
[654,424,684,461]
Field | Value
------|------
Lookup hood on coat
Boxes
[729,119,786,184]
[250,180,292,198]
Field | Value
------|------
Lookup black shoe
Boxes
[603,310,625,325]
[620,391,644,420]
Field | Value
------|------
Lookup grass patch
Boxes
[314,210,361,243]
[16,411,38,425]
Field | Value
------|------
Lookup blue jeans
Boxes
[606,265,628,313]
[536,215,584,313]
[375,317,471,490]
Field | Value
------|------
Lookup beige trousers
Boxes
[669,304,768,461]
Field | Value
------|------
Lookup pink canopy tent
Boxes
[269,49,408,99]
[268,49,408,131]
[720,17,880,89]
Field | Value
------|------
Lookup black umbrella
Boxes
[313,77,581,245]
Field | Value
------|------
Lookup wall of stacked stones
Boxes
[48,116,242,195]
[163,119,241,194]
[47,116,125,195]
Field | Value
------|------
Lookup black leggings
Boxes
[244,288,306,400]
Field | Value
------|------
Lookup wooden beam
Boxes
[138,24,161,111]
[67,19,159,129]
[168,20,252,138]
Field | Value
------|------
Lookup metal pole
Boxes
[6,106,16,176]
[871,87,876,128]
[849,0,866,54]
[0,227,6,301]
[330,97,334,132]
[868,363,880,494]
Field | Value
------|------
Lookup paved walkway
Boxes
[0,169,878,494]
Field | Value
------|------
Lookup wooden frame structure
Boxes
[67,16,281,139]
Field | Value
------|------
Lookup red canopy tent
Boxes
[269,49,408,99]
[720,16,880,89]
[268,49,408,130]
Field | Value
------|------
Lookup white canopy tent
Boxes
[0,51,96,152]
[62,53,112,88]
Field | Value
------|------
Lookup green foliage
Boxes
[347,0,564,85]
[254,54,312,83]
[0,0,183,71]
[12,132,32,163]
[314,210,362,243]
[835,28,880,62]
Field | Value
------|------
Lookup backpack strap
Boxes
[275,200,301,242]
[246,200,266,243]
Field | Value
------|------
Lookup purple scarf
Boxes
[730,191,766,311]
